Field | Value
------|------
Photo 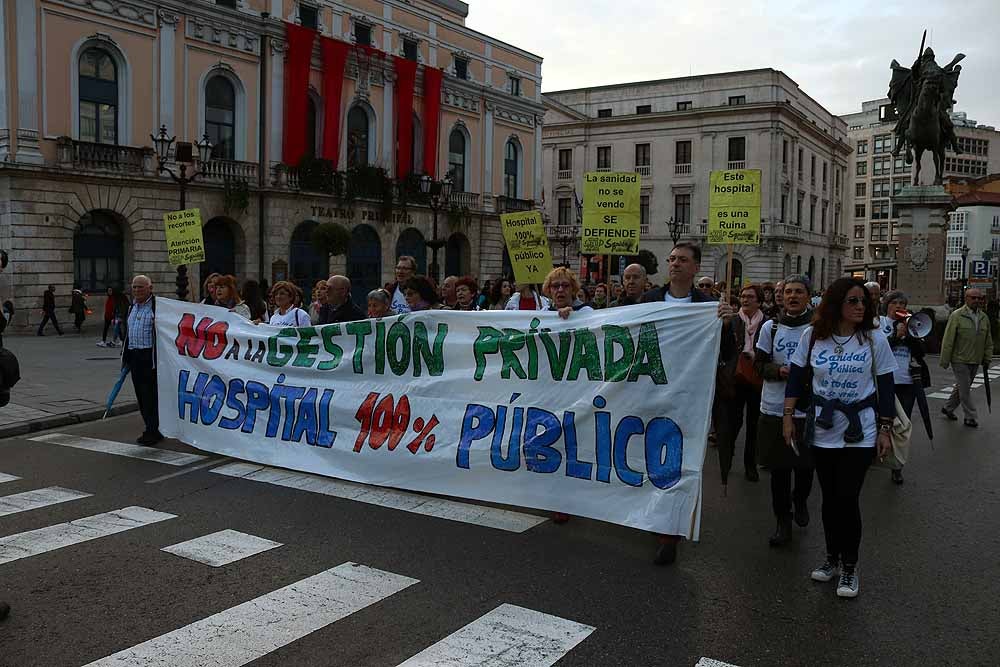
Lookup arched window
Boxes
[79,48,118,144]
[448,128,467,192]
[74,211,124,292]
[347,105,371,168]
[808,256,816,281]
[783,254,792,277]
[305,96,318,160]
[796,255,802,274]
[820,257,827,289]
[206,75,236,160]
[504,139,520,198]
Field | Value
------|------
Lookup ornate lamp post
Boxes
[666,216,683,245]
[150,125,213,299]
[552,222,578,268]
[420,173,453,285]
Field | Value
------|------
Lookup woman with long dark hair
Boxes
[489,278,514,310]
[784,277,896,598]
[241,279,269,324]
[403,276,441,312]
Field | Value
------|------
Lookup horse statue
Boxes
[887,33,964,187]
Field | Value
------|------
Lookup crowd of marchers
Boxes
[32,241,992,605]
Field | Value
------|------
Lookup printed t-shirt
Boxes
[791,326,897,449]
[880,316,913,385]
[756,319,811,418]
[268,307,310,327]
[391,287,410,314]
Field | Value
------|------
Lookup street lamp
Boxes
[420,173,453,285]
[961,244,970,299]
[552,222,578,267]
[665,216,684,246]
[150,125,213,299]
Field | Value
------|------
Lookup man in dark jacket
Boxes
[610,263,646,307]
[318,275,365,325]
[37,285,63,336]
[640,242,736,565]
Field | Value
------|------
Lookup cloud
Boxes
[466,0,999,125]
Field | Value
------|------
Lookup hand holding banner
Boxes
[500,211,554,284]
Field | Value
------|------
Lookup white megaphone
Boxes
[902,311,933,339]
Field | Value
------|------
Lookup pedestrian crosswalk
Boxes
[161,529,283,567]
[30,433,209,466]
[0,486,92,517]
[0,472,22,483]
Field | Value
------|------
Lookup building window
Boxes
[597,108,612,118]
[509,76,521,96]
[403,38,418,61]
[810,155,816,182]
[635,143,651,167]
[347,105,371,168]
[856,182,866,197]
[871,179,890,199]
[299,4,319,29]
[873,134,891,154]
[797,148,804,177]
[993,215,1000,230]
[873,156,890,176]
[728,95,746,106]
[448,128,466,192]
[205,75,236,160]
[957,137,989,156]
[640,195,650,234]
[675,140,692,165]
[854,225,865,240]
[944,259,962,281]
[781,193,787,223]
[454,56,468,80]
[809,199,816,231]
[728,137,746,162]
[675,193,691,225]
[871,201,890,220]
[216,0,237,8]
[504,139,520,198]
[557,198,572,226]
[946,235,965,255]
[796,256,802,273]
[853,246,865,260]
[79,48,118,144]
[821,205,827,234]
[893,156,908,173]
[74,211,125,293]
[855,203,866,218]
[676,101,692,111]
[557,148,572,178]
[597,146,611,170]
[822,162,828,188]
[636,104,651,114]
[796,196,803,226]
[856,140,868,155]
[856,161,867,176]
[893,179,907,195]
[871,223,888,241]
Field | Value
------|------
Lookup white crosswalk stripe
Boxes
[396,603,594,667]
[696,659,741,667]
[211,462,547,533]
[0,473,21,483]
[161,529,283,567]
[0,506,175,565]
[81,562,419,667]
[0,486,92,517]
[29,433,208,467]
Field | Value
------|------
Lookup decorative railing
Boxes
[60,138,150,175]
[727,160,746,170]
[557,169,572,180]
[449,192,481,209]
[635,165,651,177]
[674,163,692,175]
[199,159,258,182]
[495,196,535,213]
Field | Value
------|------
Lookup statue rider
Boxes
[890,47,963,159]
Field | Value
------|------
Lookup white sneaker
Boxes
[96,341,107,347]
[811,558,839,582]
[836,566,860,598]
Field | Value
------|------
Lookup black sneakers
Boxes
[793,500,810,527]
[941,408,958,421]
[653,540,678,565]
[768,516,792,547]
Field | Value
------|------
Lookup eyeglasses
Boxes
[697,283,713,288]
[845,296,866,306]
[550,282,572,290]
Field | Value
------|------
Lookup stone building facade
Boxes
[841,98,1000,288]
[0,0,544,329]
[540,69,852,290]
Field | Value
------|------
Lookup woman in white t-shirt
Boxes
[783,277,896,600]
[267,281,311,327]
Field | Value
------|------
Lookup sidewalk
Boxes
[0,332,137,438]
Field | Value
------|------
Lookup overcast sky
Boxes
[466,0,999,125]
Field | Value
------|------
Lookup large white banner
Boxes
[155,299,721,538]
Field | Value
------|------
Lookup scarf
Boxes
[778,308,813,328]
[738,308,765,354]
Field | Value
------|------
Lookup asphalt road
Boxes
[0,364,997,667]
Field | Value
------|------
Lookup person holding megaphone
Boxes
[881,291,931,485]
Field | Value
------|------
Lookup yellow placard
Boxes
[581,171,641,255]
[163,208,206,266]
[707,207,761,245]
[708,169,762,245]
[500,210,554,285]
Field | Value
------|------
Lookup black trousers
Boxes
[759,415,814,517]
[812,446,874,566]
[102,319,113,342]
[894,384,916,420]
[128,348,159,435]
[731,381,762,471]
[37,310,63,335]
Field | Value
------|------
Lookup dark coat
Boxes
[319,299,365,325]
[43,289,55,312]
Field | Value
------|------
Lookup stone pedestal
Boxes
[893,185,952,307]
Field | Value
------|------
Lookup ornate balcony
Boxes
[57,137,152,175]
[674,163,692,175]
[449,192,481,210]
[495,195,535,213]
[199,159,258,183]
[727,160,746,170]
[635,165,651,177]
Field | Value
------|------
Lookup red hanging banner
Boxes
[421,67,444,178]
[394,56,418,178]
[282,23,316,166]
[320,37,350,163]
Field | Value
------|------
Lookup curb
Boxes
[0,401,139,440]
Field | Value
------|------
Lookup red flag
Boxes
[394,56,418,177]
[282,23,316,166]
[320,37,350,163]
[421,67,444,177]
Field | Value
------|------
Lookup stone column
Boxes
[533,115,543,202]
[14,0,43,164]
[269,39,285,167]
[483,101,495,211]
[157,10,179,132]
[0,0,9,160]
[894,185,952,306]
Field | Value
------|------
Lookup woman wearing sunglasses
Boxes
[783,277,896,599]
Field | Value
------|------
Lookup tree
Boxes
[311,222,352,260]
[632,249,658,276]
